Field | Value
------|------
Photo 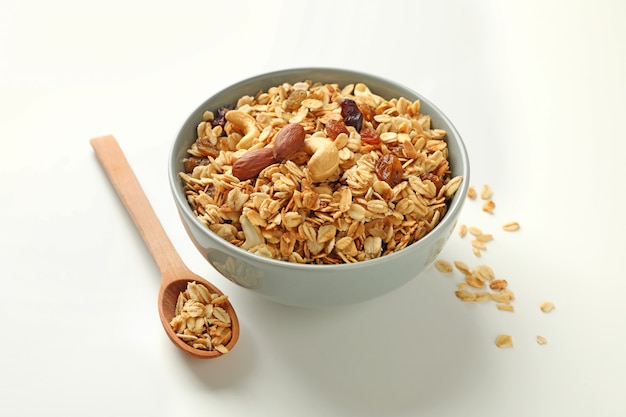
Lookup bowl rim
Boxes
[169,67,470,270]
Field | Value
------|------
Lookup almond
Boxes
[232,147,276,181]
[272,123,305,161]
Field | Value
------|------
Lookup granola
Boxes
[540,301,555,313]
[170,282,232,353]
[179,81,463,264]
[495,334,513,348]
[435,183,555,347]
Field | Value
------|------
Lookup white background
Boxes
[2,0,625,416]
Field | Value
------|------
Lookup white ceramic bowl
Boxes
[169,68,470,307]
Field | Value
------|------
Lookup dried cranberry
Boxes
[211,104,235,129]
[340,98,363,131]
[375,154,403,187]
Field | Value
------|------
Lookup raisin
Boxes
[284,89,307,112]
[340,98,363,131]
[183,156,209,173]
[325,119,349,139]
[375,154,403,187]
[359,126,381,145]
[183,157,198,173]
[419,172,444,193]
[211,104,235,129]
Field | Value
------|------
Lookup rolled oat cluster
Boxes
[179,81,462,264]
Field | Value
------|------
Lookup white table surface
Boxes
[2,1,625,416]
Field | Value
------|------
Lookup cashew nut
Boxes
[303,137,339,182]
[240,210,265,250]
[225,110,260,150]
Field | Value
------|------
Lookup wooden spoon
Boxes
[90,135,239,358]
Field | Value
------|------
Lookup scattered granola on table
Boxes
[502,221,520,231]
[434,259,453,273]
[179,81,463,264]
[496,334,513,348]
[482,199,496,214]
[435,183,555,348]
[480,184,493,200]
[540,301,555,313]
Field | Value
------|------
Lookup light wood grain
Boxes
[90,135,239,358]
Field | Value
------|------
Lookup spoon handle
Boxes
[90,135,185,277]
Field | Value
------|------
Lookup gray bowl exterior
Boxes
[169,68,470,308]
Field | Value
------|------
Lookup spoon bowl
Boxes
[91,135,239,359]
[158,275,238,358]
